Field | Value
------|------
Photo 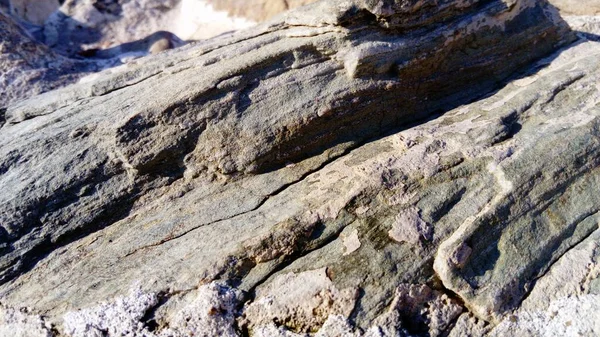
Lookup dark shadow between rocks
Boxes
[576,31,600,41]
[0,192,139,285]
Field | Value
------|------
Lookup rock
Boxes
[208,0,317,22]
[0,0,571,292]
[489,295,600,337]
[62,286,160,337]
[243,268,358,333]
[488,227,600,336]
[43,0,185,56]
[564,15,600,39]
[430,39,600,324]
[549,0,600,16]
[39,0,316,58]
[42,0,265,57]
[0,305,53,337]
[1,0,597,336]
[0,10,94,107]
[80,31,185,59]
[8,0,60,25]
[0,0,9,13]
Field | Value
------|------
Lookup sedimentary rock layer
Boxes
[2,0,597,336]
[0,0,572,287]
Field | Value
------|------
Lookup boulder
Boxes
[2,0,598,336]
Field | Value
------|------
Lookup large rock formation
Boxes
[1,0,599,336]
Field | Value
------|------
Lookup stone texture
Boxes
[40,0,315,56]
[0,305,53,337]
[0,0,571,292]
[1,0,599,336]
[244,268,358,333]
[41,0,262,57]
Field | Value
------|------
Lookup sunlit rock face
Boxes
[549,0,600,15]
[2,0,600,336]
[0,0,315,105]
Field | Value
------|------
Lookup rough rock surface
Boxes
[1,0,599,336]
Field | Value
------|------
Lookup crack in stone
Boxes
[122,147,354,258]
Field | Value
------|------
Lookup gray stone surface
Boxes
[1,0,599,336]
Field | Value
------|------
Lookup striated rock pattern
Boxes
[1,0,599,336]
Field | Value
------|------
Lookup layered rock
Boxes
[1,0,598,336]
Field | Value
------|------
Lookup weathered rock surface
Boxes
[1,0,599,336]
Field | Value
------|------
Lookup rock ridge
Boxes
[2,0,599,336]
